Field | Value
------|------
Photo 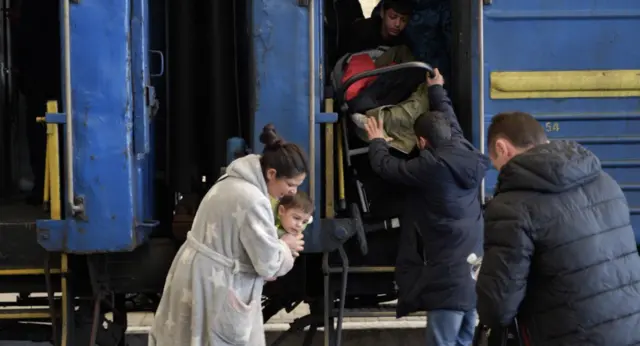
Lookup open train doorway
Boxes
[0,0,61,264]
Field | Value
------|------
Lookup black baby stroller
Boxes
[330,48,436,256]
[313,51,436,346]
[328,48,437,270]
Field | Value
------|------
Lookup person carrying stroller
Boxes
[364,68,489,346]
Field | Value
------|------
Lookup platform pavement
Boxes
[127,302,426,333]
[0,294,425,332]
[0,294,428,345]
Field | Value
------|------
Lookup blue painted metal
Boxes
[317,112,338,124]
[131,0,157,245]
[482,0,640,243]
[37,0,632,253]
[250,0,323,246]
[132,0,152,156]
[44,113,66,124]
[37,0,157,252]
[470,1,482,150]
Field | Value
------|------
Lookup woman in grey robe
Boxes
[149,124,308,346]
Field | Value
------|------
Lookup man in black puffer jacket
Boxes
[477,111,640,345]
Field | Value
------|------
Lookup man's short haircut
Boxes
[382,0,414,16]
[413,111,452,148]
[487,111,548,152]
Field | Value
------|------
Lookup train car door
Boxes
[37,0,158,252]
[481,0,640,243]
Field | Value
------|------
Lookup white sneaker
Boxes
[351,113,368,129]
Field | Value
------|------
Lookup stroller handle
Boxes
[338,61,435,104]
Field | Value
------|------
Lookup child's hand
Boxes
[281,232,304,257]
[427,68,444,87]
[265,277,277,282]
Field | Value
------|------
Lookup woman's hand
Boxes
[281,232,304,257]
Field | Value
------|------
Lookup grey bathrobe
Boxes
[149,154,295,346]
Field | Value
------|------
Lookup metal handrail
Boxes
[338,61,435,105]
[62,0,82,214]
[308,0,316,203]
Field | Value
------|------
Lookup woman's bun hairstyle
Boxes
[258,123,309,180]
[259,124,285,152]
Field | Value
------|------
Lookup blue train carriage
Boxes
[0,0,639,345]
[252,0,640,344]
[0,0,175,344]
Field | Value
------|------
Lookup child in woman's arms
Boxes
[265,192,314,282]
[275,191,314,238]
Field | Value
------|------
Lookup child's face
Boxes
[278,206,312,234]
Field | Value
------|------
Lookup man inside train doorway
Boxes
[340,0,414,56]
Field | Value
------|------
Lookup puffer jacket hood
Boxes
[496,140,601,194]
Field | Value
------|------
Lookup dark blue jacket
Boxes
[477,140,640,345]
[368,85,489,317]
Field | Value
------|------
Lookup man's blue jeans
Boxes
[426,309,476,346]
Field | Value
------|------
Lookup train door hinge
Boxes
[144,85,159,117]
[0,63,9,76]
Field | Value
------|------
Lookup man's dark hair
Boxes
[413,111,452,148]
[487,111,548,152]
[382,0,414,16]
